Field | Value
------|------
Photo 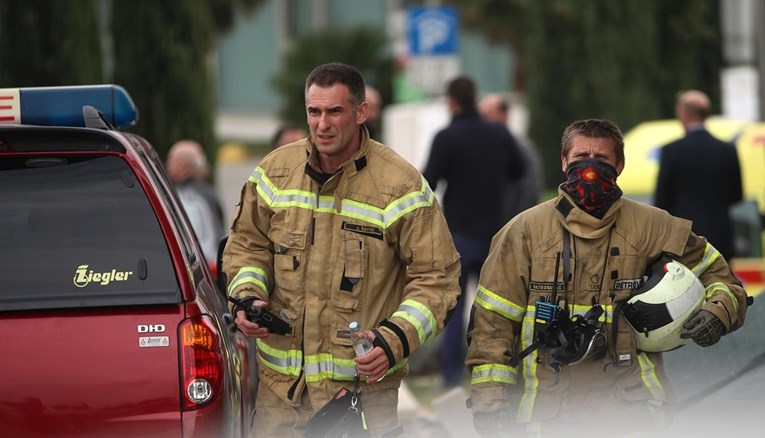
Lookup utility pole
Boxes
[720,0,760,120]
[756,0,765,121]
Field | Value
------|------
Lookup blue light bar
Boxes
[0,85,138,129]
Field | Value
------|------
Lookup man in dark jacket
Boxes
[655,90,743,260]
[423,76,524,388]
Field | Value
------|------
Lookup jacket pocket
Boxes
[607,254,652,365]
[333,236,366,313]
[614,360,663,402]
[270,227,306,292]
[343,238,366,283]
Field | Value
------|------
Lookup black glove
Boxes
[472,410,511,438]
[680,309,725,347]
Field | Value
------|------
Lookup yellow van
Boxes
[620,118,765,295]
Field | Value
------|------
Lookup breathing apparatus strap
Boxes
[562,229,571,294]
[510,341,538,368]
[509,250,563,368]
[509,231,573,369]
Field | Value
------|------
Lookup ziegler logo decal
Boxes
[73,264,134,287]
[342,222,383,240]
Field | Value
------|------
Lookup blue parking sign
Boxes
[407,6,459,56]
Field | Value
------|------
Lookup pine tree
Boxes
[450,0,723,189]
[0,0,102,86]
[111,0,265,161]
[272,25,394,129]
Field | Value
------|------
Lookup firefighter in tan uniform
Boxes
[466,119,749,437]
[222,63,461,437]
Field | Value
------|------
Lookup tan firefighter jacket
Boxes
[222,128,461,409]
[466,187,748,426]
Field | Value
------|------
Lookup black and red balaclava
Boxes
[563,158,623,219]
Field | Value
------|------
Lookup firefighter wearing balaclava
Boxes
[466,119,749,437]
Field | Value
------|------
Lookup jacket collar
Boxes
[305,125,370,178]
[685,122,706,134]
[451,107,480,122]
[554,186,621,239]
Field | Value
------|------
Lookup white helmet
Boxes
[621,257,705,352]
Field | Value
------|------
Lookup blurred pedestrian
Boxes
[654,90,743,260]
[423,76,525,388]
[166,140,225,266]
[223,62,461,437]
[365,85,382,139]
[466,118,748,437]
[479,93,544,219]
[270,124,306,149]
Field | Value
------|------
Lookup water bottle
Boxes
[349,321,374,357]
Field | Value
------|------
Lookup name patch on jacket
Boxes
[529,281,565,292]
[614,278,644,290]
[342,222,383,240]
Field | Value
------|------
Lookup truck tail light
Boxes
[180,316,223,410]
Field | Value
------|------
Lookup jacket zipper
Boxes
[310,182,322,246]
[290,180,321,400]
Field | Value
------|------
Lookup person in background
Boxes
[478,93,544,219]
[223,62,461,437]
[270,124,306,149]
[365,85,382,139]
[654,89,743,260]
[166,140,225,267]
[466,118,748,437]
[423,76,525,389]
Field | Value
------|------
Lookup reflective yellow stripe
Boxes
[228,266,269,296]
[689,244,738,311]
[517,308,538,423]
[256,339,406,382]
[255,339,303,376]
[392,299,437,344]
[470,363,518,385]
[568,304,613,323]
[515,303,613,422]
[646,399,666,426]
[342,198,385,227]
[474,285,525,322]
[383,176,435,226]
[249,167,434,229]
[305,353,357,382]
[637,352,666,401]
[304,354,407,382]
[691,243,721,277]
[705,281,738,313]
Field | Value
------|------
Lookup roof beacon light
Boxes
[0,85,138,129]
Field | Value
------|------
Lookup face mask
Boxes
[563,158,622,218]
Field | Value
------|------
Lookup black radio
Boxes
[227,297,293,335]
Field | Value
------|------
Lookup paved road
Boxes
[663,290,764,437]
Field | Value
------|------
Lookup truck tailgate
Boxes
[0,305,186,437]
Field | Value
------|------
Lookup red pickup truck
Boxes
[0,85,255,437]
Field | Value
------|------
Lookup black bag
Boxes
[304,375,371,438]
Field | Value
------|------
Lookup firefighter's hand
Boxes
[680,309,725,347]
[234,300,271,339]
[472,409,511,438]
[355,341,389,383]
